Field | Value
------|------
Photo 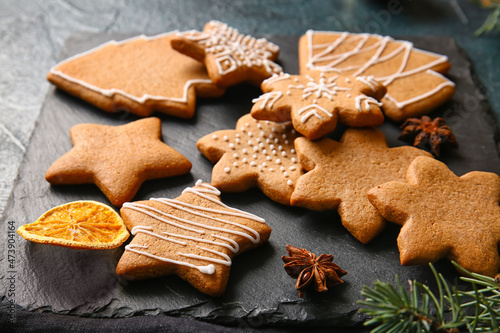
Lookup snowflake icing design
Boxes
[251,72,385,139]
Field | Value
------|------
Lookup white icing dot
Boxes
[284,172,289,177]
[274,138,279,143]
[287,180,293,186]
[289,166,296,171]
[257,123,262,129]
[248,140,253,145]
[233,162,238,167]
[260,131,266,137]
[272,127,276,132]
[313,99,317,104]
[224,167,231,173]
[212,134,218,139]
[235,138,240,144]
[280,166,285,171]
[233,153,239,158]
[286,91,291,95]
[259,142,264,148]
[259,165,263,171]
[241,127,246,132]
[242,158,248,163]
[223,136,229,142]
[282,151,287,157]
[253,146,259,152]
[291,129,296,134]
[291,149,296,154]
[256,137,261,143]
[236,133,240,138]
[262,149,267,155]
[270,168,274,172]
[253,154,258,159]
[346,78,351,83]
[248,132,253,137]
[262,162,267,167]
[250,161,257,167]
[270,144,275,149]
[242,148,247,154]
[294,78,299,82]
[347,94,351,98]
[266,156,271,161]
[285,140,289,144]
[282,134,287,139]
[272,150,277,155]
[278,145,283,151]
[245,122,250,127]
[266,138,271,143]
[276,159,282,165]
[229,143,235,149]
[269,134,274,139]
[292,157,297,163]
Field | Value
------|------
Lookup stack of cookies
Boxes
[18,20,499,297]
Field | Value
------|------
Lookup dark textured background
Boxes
[1,1,499,332]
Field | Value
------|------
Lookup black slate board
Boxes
[1,33,499,329]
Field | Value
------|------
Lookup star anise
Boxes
[282,245,347,297]
[399,116,458,156]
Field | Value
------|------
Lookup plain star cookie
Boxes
[116,181,271,297]
[368,156,500,277]
[290,128,432,244]
[47,32,225,118]
[299,30,455,122]
[45,118,192,207]
[171,21,282,87]
[251,72,386,139]
[197,114,302,205]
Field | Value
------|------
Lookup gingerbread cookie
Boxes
[197,114,302,205]
[251,72,386,139]
[290,128,432,244]
[45,118,192,207]
[367,156,500,277]
[171,21,282,87]
[116,180,271,296]
[47,32,225,118]
[299,30,455,122]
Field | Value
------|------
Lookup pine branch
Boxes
[472,0,500,36]
[359,262,500,332]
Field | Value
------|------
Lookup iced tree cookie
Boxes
[47,32,225,118]
[171,21,282,87]
[368,156,500,277]
[299,30,455,122]
[290,128,432,244]
[45,118,192,206]
[251,72,386,139]
[197,114,302,205]
[116,180,271,296]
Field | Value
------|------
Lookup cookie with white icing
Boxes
[47,32,225,118]
[196,114,302,205]
[171,21,282,87]
[251,72,386,140]
[116,181,271,297]
[299,30,455,122]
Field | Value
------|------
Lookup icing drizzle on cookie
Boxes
[123,181,266,275]
[181,21,282,76]
[304,30,455,109]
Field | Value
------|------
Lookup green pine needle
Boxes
[359,262,500,333]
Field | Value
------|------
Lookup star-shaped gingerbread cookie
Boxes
[171,21,282,87]
[47,32,225,118]
[290,128,432,243]
[45,118,192,206]
[197,114,302,205]
[368,156,500,277]
[251,72,386,139]
[116,180,271,296]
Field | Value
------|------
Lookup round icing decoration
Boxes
[223,135,229,141]
[266,138,271,143]
[346,78,351,83]
[285,140,289,144]
[245,122,250,127]
[280,166,285,171]
[282,134,287,139]
[272,127,276,132]
[270,144,275,149]
[282,151,287,156]
[253,146,259,151]
[291,149,296,154]
[269,134,274,139]
[256,137,261,142]
[259,165,263,171]
[284,172,289,177]
[259,142,264,148]
[233,153,239,158]
[270,168,274,171]
[253,154,258,159]
[241,127,246,132]
[266,156,271,161]
[250,161,257,167]
[257,123,262,129]
[260,131,266,137]
[287,180,293,186]
[224,167,231,173]
[292,157,297,163]
[242,158,248,163]
[248,140,253,145]
[274,138,279,143]
[272,150,277,155]
[278,145,283,151]
[291,129,296,134]
[229,143,235,149]
[262,162,267,167]
[242,148,247,154]
[276,159,282,164]
[289,166,296,171]
[262,149,267,154]
[286,91,291,95]
[347,94,351,98]
[233,162,238,167]
[212,135,218,139]
[248,132,253,137]
[236,133,240,138]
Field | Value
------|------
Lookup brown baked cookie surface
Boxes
[197,114,302,205]
[290,128,432,244]
[47,32,225,118]
[368,156,500,277]
[299,30,455,122]
[171,21,282,87]
[116,181,271,297]
[251,72,386,140]
[45,118,192,207]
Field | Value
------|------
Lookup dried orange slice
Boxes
[17,201,129,249]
